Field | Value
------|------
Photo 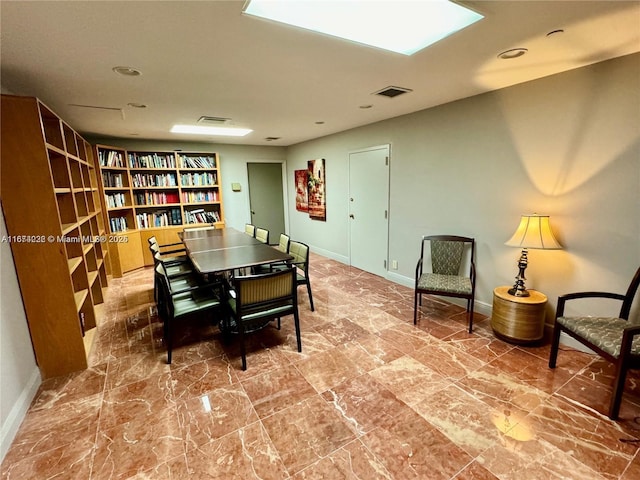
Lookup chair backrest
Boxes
[420,235,475,276]
[288,240,310,274]
[255,227,269,244]
[245,224,256,236]
[150,243,160,255]
[620,266,640,319]
[277,233,290,253]
[148,236,157,246]
[232,266,297,316]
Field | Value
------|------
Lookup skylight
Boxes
[170,125,252,137]
[243,0,483,56]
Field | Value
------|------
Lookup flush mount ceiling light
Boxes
[243,0,483,55]
[170,125,252,137]
[497,48,528,59]
[112,66,142,76]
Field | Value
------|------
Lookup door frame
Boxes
[348,144,391,276]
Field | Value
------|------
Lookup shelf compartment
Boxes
[176,153,217,169]
[39,103,64,150]
[56,191,77,226]
[63,123,78,157]
[48,149,71,189]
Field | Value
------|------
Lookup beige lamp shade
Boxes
[505,214,561,250]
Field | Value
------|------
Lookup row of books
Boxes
[106,193,128,208]
[136,208,182,229]
[109,216,128,232]
[128,153,176,169]
[177,155,216,169]
[185,208,221,224]
[102,172,126,188]
[131,173,177,188]
[98,150,125,167]
[181,190,218,203]
[180,172,217,186]
[134,191,180,206]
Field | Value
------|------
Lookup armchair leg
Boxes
[413,292,419,325]
[239,326,247,371]
[549,322,562,368]
[468,300,474,333]
[294,311,302,353]
[306,280,315,312]
[609,361,628,420]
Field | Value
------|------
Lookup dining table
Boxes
[180,227,292,275]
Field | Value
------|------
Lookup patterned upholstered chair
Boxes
[549,267,640,419]
[414,235,476,332]
[289,240,314,311]
[226,266,302,370]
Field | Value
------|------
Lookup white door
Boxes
[349,145,390,277]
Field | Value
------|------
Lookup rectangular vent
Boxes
[373,86,413,98]
[197,116,230,125]
[264,137,281,141]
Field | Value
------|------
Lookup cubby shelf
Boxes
[1,94,110,379]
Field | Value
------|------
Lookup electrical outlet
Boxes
[392,260,398,270]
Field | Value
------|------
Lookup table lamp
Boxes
[505,214,561,297]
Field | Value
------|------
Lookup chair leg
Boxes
[609,360,628,420]
[239,324,247,371]
[467,299,474,333]
[293,311,302,353]
[166,318,173,364]
[306,280,315,312]
[548,322,562,368]
[413,292,419,325]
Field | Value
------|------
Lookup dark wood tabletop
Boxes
[182,227,292,274]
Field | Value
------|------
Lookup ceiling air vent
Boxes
[197,116,231,125]
[265,137,281,141]
[373,86,413,98]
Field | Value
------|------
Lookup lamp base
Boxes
[509,248,530,297]
[507,287,530,297]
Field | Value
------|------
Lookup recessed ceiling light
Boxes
[243,0,483,56]
[127,103,147,108]
[497,48,528,60]
[170,125,252,137]
[112,66,142,76]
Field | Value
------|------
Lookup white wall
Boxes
[0,208,41,462]
[287,53,640,324]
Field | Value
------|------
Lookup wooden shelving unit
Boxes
[95,145,225,276]
[1,95,109,379]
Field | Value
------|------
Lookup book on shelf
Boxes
[185,208,221,224]
[180,172,217,186]
[98,150,125,167]
[181,190,218,203]
[128,152,176,169]
[135,208,182,229]
[106,192,127,208]
[177,155,216,169]
[131,172,177,188]
[109,216,128,232]
[134,191,180,205]
[103,171,124,188]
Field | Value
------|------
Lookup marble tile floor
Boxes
[3,253,640,479]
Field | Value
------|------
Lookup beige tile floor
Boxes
[2,254,640,479]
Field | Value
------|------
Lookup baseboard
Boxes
[0,366,41,462]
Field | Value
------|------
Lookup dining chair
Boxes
[184,224,216,232]
[288,240,314,311]
[245,224,256,237]
[156,261,223,364]
[255,227,269,244]
[549,266,640,419]
[414,235,476,332]
[275,233,290,252]
[225,266,301,370]
[148,236,187,265]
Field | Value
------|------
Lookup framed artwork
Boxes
[294,169,308,212]
[307,158,326,221]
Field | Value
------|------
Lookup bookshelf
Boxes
[95,146,225,275]
[1,95,109,379]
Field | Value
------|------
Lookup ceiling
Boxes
[1,1,639,147]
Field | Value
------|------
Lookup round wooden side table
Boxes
[491,286,547,344]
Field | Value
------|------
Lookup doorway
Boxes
[348,145,390,277]
[247,162,286,239]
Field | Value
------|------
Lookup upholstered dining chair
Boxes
[156,261,223,364]
[255,227,269,244]
[288,240,314,311]
[225,266,302,370]
[549,266,640,420]
[414,235,476,332]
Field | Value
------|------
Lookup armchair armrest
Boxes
[556,291,627,317]
[415,258,424,284]
[621,324,640,357]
